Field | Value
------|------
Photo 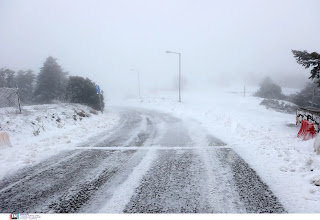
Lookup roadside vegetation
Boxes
[0,56,104,111]
[255,50,320,111]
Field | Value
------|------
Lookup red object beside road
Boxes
[297,120,316,140]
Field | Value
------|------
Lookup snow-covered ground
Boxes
[111,86,320,213]
[1,86,319,213]
[0,103,119,180]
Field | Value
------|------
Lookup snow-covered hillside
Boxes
[112,86,320,213]
[0,103,119,179]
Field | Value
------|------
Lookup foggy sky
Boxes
[1,0,320,98]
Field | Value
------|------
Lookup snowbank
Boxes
[111,86,320,213]
[0,103,119,179]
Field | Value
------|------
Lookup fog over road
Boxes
[0,108,286,213]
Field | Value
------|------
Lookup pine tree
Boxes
[254,77,285,100]
[65,76,105,111]
[16,70,36,104]
[33,56,68,103]
[292,50,320,86]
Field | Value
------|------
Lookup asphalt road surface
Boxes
[0,108,286,213]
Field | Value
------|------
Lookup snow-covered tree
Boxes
[33,57,68,103]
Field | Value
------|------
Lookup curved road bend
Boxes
[0,108,286,213]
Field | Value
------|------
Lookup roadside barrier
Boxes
[297,120,316,141]
[0,132,12,147]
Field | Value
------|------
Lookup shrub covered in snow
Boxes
[260,99,297,114]
[65,76,105,111]
[254,77,285,100]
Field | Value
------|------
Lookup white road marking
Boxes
[72,146,230,150]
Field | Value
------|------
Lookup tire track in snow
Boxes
[99,149,157,213]
[123,150,211,213]
[197,147,246,213]
[0,150,136,213]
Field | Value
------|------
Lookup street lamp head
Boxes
[166,50,180,55]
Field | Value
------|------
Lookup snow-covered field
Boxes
[111,86,320,213]
[0,103,119,180]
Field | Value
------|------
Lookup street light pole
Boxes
[166,51,181,102]
[179,53,181,103]
[130,68,141,99]
[137,69,141,99]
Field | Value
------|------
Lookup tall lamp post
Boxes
[166,50,181,102]
[130,68,141,99]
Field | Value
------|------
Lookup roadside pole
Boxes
[15,84,22,113]
[98,93,103,114]
[96,85,103,114]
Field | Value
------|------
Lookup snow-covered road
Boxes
[0,108,286,213]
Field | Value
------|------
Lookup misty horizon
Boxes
[1,0,320,98]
